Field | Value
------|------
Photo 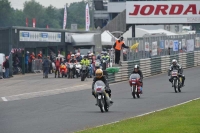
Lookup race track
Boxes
[0,67,199,133]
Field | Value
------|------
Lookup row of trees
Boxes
[0,0,91,29]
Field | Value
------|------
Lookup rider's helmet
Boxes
[134,65,140,72]
[76,53,80,57]
[88,54,92,59]
[95,69,103,79]
[172,59,177,66]
[87,51,91,55]
[71,54,75,59]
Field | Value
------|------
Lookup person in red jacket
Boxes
[55,58,60,78]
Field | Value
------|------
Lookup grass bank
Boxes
[77,98,200,133]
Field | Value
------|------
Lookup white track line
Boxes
[1,84,90,102]
[77,97,200,131]
[1,97,8,102]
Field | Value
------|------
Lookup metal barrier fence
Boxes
[32,59,43,73]
[108,51,200,83]
[125,33,200,61]
[0,64,4,79]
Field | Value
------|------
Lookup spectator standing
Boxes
[3,56,9,78]
[28,52,35,73]
[37,51,42,59]
[25,51,29,73]
[113,37,129,65]
[42,56,50,78]
[47,56,52,74]
[55,58,60,78]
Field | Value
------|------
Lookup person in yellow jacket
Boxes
[80,56,90,66]
[113,37,129,64]
[80,56,90,75]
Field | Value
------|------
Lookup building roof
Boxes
[101,30,117,46]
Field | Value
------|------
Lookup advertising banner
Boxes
[195,37,200,48]
[152,41,157,56]
[65,32,76,43]
[126,1,200,24]
[173,40,179,51]
[165,40,169,49]
[160,40,164,49]
[145,42,149,51]
[186,39,194,52]
[19,31,61,42]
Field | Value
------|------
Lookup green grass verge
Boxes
[77,99,200,133]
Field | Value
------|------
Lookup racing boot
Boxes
[108,93,113,104]
[140,87,143,94]
[182,80,185,87]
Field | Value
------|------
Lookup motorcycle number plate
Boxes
[98,95,101,99]
[132,82,136,84]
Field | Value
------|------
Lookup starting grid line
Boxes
[1,84,91,102]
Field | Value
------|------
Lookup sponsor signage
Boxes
[65,32,76,43]
[19,31,61,42]
[126,1,200,24]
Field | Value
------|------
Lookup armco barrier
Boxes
[32,59,43,73]
[108,51,200,83]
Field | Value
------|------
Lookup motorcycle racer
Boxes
[92,69,113,105]
[132,65,143,93]
[168,59,185,87]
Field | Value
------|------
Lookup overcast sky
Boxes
[9,0,83,9]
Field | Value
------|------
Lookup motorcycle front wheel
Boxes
[132,86,136,99]
[173,79,177,93]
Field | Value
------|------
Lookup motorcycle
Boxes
[75,63,82,78]
[101,59,109,70]
[94,80,112,113]
[94,59,102,73]
[68,63,76,79]
[60,64,67,78]
[171,70,182,93]
[129,73,142,99]
[81,65,88,81]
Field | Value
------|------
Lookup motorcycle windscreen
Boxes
[94,81,106,92]
[129,74,140,80]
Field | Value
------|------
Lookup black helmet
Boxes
[103,48,107,51]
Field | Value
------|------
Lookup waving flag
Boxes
[63,5,67,29]
[85,3,90,31]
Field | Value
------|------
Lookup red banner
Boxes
[32,18,36,28]
[26,18,28,27]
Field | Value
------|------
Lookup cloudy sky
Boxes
[9,0,82,9]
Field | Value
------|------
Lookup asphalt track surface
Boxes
[0,67,200,133]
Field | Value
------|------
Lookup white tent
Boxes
[101,30,118,46]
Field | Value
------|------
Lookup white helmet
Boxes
[71,54,75,57]
[172,59,177,66]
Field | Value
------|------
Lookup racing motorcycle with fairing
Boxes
[94,80,112,113]
[75,63,81,78]
[80,65,88,81]
[68,63,76,79]
[171,70,182,93]
[129,73,142,99]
